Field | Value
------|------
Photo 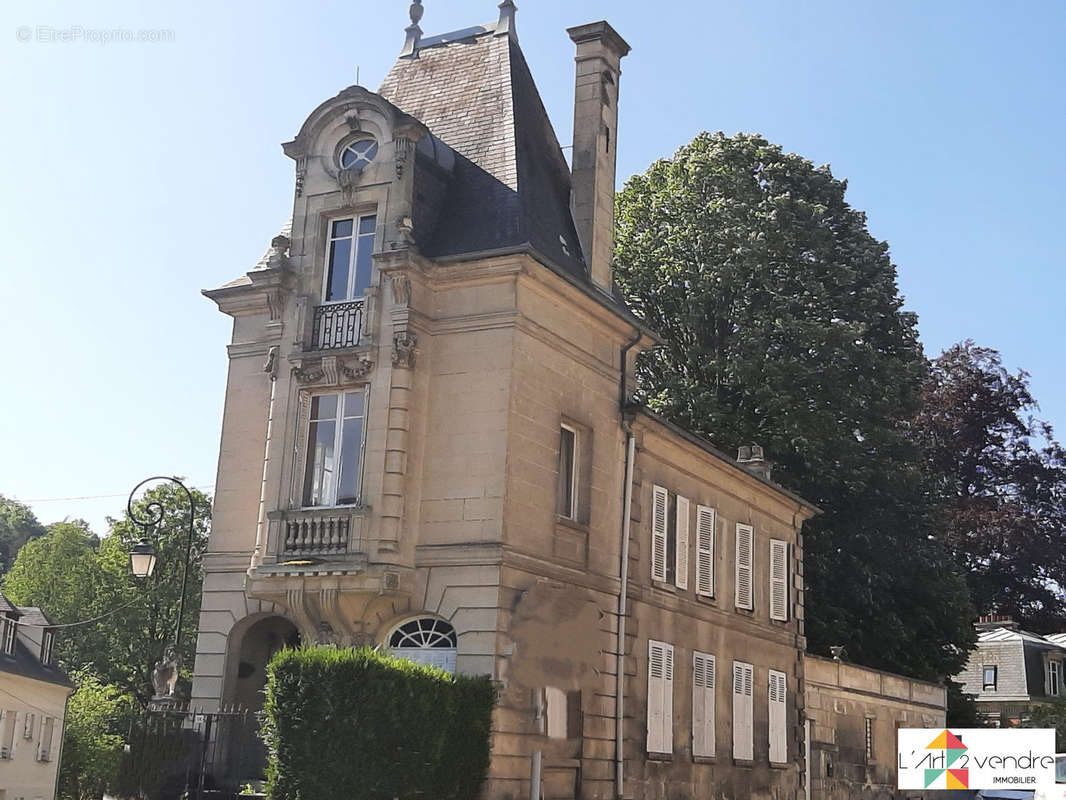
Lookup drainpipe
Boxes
[615,328,641,799]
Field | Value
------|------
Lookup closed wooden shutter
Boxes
[692,651,716,757]
[769,669,788,763]
[647,640,674,753]
[735,524,754,610]
[732,661,754,760]
[695,505,716,597]
[675,495,690,589]
[769,539,789,621]
[651,486,669,583]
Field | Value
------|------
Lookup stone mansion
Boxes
[190,4,939,799]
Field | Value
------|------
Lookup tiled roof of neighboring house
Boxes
[0,592,16,615]
[0,639,73,689]
[14,606,50,627]
[1045,633,1066,646]
[378,25,587,281]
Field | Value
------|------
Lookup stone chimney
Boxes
[976,614,1019,631]
[737,445,773,481]
[566,21,630,293]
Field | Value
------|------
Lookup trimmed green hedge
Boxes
[262,647,495,800]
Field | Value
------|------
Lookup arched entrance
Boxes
[228,615,301,712]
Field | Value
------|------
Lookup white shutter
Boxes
[695,505,716,597]
[693,651,716,757]
[769,669,788,763]
[732,661,754,760]
[735,524,754,610]
[23,712,35,739]
[675,495,690,589]
[769,539,789,621]
[647,640,674,753]
[651,486,668,583]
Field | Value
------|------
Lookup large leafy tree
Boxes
[917,341,1066,630]
[58,674,130,800]
[614,131,974,680]
[0,494,46,573]
[3,482,211,703]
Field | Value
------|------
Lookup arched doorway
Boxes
[387,617,458,673]
[230,615,301,712]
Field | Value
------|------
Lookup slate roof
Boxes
[0,639,73,689]
[378,26,588,280]
[14,606,50,627]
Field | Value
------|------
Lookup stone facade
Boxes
[803,655,946,800]
[189,5,940,800]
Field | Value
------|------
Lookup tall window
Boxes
[37,717,54,762]
[735,524,754,610]
[324,215,376,302]
[769,539,789,621]
[0,616,14,655]
[41,630,54,665]
[695,505,716,598]
[647,640,674,754]
[0,711,15,758]
[732,660,754,760]
[768,669,787,764]
[557,425,578,520]
[983,665,998,691]
[864,717,874,765]
[1048,660,1062,697]
[692,651,716,757]
[302,390,367,507]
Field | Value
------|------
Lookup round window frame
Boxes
[337,136,379,171]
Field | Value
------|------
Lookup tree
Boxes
[3,482,211,703]
[1020,697,1066,752]
[0,494,45,573]
[58,674,129,800]
[614,131,974,680]
[917,341,1066,630]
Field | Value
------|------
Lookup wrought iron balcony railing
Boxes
[311,300,364,350]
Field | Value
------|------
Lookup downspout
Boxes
[615,328,641,799]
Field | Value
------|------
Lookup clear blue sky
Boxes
[2,0,1063,532]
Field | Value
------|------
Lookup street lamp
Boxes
[129,539,157,578]
[126,476,198,703]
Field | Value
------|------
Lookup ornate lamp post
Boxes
[126,476,198,705]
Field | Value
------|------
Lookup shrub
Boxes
[262,647,495,800]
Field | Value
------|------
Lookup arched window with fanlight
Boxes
[388,617,458,674]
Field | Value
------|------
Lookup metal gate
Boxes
[115,707,265,800]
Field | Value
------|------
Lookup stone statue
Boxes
[152,645,182,699]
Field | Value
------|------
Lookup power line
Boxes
[13,597,144,629]
[20,486,214,503]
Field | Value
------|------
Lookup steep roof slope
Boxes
[378,27,587,279]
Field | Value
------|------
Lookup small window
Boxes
[324,214,377,302]
[0,617,14,655]
[557,425,578,520]
[302,390,368,508]
[41,631,54,666]
[864,717,874,764]
[339,138,379,170]
[1048,660,1062,697]
[983,665,997,692]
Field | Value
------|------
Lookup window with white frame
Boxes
[37,716,54,762]
[983,664,998,692]
[647,640,674,754]
[1047,659,1062,697]
[735,524,754,611]
[301,390,368,508]
[768,669,787,764]
[388,617,457,674]
[732,661,754,760]
[692,651,716,758]
[650,486,690,590]
[0,711,15,758]
[0,616,14,655]
[557,425,578,520]
[695,505,716,598]
[769,539,789,621]
[324,214,377,303]
[41,630,54,665]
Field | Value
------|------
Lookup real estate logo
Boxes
[898,728,1055,791]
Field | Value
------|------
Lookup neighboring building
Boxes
[803,654,947,800]
[0,594,73,800]
[190,4,941,799]
[956,615,1066,727]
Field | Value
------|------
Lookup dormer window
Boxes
[0,616,15,655]
[41,629,55,665]
[325,215,377,302]
[339,138,378,170]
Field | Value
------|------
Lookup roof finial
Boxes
[401,1,423,58]
[496,0,517,39]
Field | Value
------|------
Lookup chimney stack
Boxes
[737,444,773,481]
[566,21,630,293]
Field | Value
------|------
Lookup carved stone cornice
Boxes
[292,354,375,386]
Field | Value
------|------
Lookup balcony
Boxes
[273,507,366,558]
[311,300,364,350]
